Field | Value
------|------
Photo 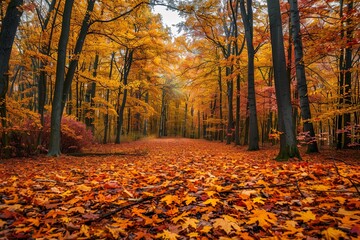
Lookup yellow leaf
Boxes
[283,220,300,235]
[77,184,92,192]
[322,227,347,239]
[294,210,316,223]
[160,195,180,205]
[155,230,180,240]
[203,198,221,207]
[181,217,199,230]
[333,197,346,205]
[172,211,190,224]
[205,190,217,197]
[80,225,90,238]
[201,225,212,233]
[213,215,241,234]
[252,197,266,205]
[187,232,198,237]
[310,185,330,191]
[183,195,197,205]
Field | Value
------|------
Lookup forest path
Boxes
[0,138,359,239]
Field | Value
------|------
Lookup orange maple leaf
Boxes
[213,215,241,234]
[181,217,199,230]
[247,209,277,228]
[322,227,347,239]
[160,194,180,205]
[183,195,197,205]
[203,198,221,207]
[294,210,316,223]
[155,229,180,240]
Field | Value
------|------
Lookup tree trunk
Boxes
[240,0,259,150]
[267,0,301,160]
[226,67,234,144]
[289,0,318,153]
[0,0,23,149]
[85,53,98,134]
[218,66,224,142]
[115,48,133,144]
[104,52,115,143]
[48,0,74,156]
[61,0,96,115]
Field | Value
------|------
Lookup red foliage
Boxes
[0,114,94,158]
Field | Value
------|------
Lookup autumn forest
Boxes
[0,0,359,239]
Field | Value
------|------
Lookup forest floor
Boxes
[0,138,359,239]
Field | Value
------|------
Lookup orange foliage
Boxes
[0,139,359,239]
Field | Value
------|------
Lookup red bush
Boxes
[0,114,94,158]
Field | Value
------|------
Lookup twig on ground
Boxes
[83,185,181,225]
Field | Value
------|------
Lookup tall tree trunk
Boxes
[267,0,301,160]
[85,53,98,134]
[61,0,96,115]
[226,67,234,144]
[240,0,259,150]
[0,0,23,149]
[183,102,188,137]
[48,0,74,156]
[337,0,353,149]
[104,52,115,143]
[115,48,133,144]
[218,66,224,142]
[289,0,318,153]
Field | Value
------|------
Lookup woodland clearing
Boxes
[0,138,359,239]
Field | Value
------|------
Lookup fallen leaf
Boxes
[156,230,180,240]
[322,227,347,239]
[294,210,316,223]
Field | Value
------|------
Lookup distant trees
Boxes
[0,0,358,159]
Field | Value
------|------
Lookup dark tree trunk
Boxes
[183,102,188,138]
[240,0,259,150]
[289,0,318,153]
[104,52,115,143]
[61,0,96,115]
[337,0,353,149]
[143,91,149,136]
[226,67,234,144]
[218,66,224,142]
[48,0,74,156]
[0,0,23,148]
[115,48,133,144]
[267,0,300,160]
[85,53,98,134]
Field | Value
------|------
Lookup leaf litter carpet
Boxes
[0,138,359,239]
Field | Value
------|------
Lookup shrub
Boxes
[41,114,94,153]
[0,111,94,158]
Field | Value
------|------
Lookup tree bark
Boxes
[289,0,318,153]
[267,0,301,160]
[48,0,74,156]
[61,0,96,115]
[240,0,259,150]
[115,48,133,144]
[0,0,23,148]
[226,67,234,144]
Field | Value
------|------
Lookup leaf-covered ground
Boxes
[0,138,359,239]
